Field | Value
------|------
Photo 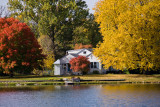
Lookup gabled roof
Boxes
[67,49,84,52]
[70,54,79,57]
[67,49,84,54]
[67,48,92,54]
[86,53,92,58]
[54,48,94,64]
[54,59,60,64]
[54,54,76,64]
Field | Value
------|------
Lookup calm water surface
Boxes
[0,84,160,107]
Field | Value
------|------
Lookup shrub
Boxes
[69,56,90,74]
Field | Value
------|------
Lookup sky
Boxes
[84,0,99,13]
[0,0,99,14]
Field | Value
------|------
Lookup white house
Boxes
[54,48,112,75]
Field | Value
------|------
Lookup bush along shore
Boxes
[0,74,160,86]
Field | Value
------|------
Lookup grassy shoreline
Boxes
[0,74,160,86]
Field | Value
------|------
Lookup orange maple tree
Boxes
[69,56,90,74]
[0,18,45,76]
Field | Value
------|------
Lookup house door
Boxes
[68,63,71,72]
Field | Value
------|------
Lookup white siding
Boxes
[88,54,100,62]
[54,64,61,75]
[87,54,103,74]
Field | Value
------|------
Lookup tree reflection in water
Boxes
[0,84,160,107]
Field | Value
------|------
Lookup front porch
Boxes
[61,63,72,75]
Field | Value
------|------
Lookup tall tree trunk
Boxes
[49,25,57,60]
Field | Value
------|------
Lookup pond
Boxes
[0,84,160,107]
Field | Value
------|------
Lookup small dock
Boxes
[63,77,80,85]
[64,80,75,85]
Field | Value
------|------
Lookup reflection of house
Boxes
[54,49,113,75]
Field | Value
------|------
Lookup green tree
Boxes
[84,14,102,47]
[94,0,160,73]
[38,35,55,70]
[72,14,102,47]
[8,0,91,59]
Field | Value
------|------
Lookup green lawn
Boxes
[0,74,160,82]
[0,75,62,81]
[80,74,160,83]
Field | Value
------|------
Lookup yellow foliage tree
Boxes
[43,52,55,70]
[38,35,55,70]
[94,0,160,73]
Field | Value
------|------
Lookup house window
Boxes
[94,62,97,68]
[91,62,99,69]
[68,63,71,72]
[91,62,93,68]
[83,51,86,54]
[63,64,66,71]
